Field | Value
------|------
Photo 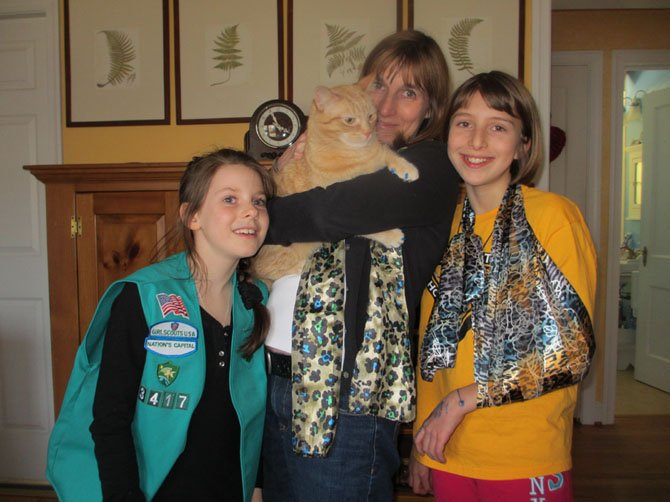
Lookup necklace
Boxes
[197,280,233,327]
[481,228,494,250]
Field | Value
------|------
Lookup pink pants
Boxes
[431,469,573,502]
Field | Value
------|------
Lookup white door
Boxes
[550,54,602,238]
[634,87,670,392]
[0,0,61,482]
[550,51,602,424]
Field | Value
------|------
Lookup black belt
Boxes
[266,350,292,378]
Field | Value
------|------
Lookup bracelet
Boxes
[456,388,465,408]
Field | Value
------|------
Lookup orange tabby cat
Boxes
[252,81,418,283]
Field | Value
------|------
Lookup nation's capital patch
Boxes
[157,362,179,386]
[145,321,198,357]
[156,292,189,319]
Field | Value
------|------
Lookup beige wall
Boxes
[552,8,670,403]
[60,0,272,164]
[60,0,534,164]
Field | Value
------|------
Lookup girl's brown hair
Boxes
[361,30,451,145]
[445,71,544,185]
[176,148,275,359]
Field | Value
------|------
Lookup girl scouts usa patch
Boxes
[145,321,198,357]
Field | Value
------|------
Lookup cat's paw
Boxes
[363,228,405,248]
[387,157,419,182]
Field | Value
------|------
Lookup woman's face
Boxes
[366,68,430,146]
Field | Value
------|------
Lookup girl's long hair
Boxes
[159,148,275,359]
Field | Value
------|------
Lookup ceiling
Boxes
[553,0,670,9]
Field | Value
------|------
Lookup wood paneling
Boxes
[24,163,186,414]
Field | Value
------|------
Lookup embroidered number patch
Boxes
[162,391,176,408]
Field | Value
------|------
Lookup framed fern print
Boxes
[289,0,402,115]
[175,0,283,124]
[64,0,169,126]
[409,0,525,89]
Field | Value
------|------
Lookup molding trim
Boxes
[531,0,551,191]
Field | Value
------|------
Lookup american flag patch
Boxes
[156,293,189,319]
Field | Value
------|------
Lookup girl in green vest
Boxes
[47,148,274,501]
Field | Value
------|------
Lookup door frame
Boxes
[604,50,670,424]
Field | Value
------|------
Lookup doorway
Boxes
[605,50,670,422]
[616,69,670,415]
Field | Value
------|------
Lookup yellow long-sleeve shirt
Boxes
[415,185,597,480]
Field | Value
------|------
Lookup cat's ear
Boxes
[357,74,374,92]
[313,86,333,112]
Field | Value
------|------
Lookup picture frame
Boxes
[175,0,284,124]
[288,0,402,115]
[409,0,525,89]
[64,0,169,127]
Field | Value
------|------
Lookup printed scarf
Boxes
[421,184,595,406]
[291,240,414,457]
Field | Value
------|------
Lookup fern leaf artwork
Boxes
[447,18,483,75]
[97,30,136,88]
[324,24,366,78]
[211,24,243,86]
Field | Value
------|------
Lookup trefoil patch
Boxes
[157,362,179,386]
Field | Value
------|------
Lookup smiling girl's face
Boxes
[187,163,269,265]
[448,91,529,214]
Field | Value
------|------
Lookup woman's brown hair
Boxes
[361,30,451,145]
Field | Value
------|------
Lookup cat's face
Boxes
[310,85,378,148]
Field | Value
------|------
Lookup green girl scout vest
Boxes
[46,253,267,501]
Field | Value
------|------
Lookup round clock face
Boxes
[255,104,303,148]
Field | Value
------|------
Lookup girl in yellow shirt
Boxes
[411,71,596,502]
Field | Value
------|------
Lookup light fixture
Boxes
[623,90,646,124]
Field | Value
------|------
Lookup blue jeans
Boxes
[262,374,401,502]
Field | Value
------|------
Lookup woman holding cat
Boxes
[261,30,461,501]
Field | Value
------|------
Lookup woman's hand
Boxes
[414,384,476,463]
[408,451,432,495]
[272,132,307,172]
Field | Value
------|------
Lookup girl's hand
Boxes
[408,452,432,495]
[273,133,307,172]
[414,384,477,463]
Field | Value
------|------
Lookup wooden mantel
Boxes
[26,162,187,184]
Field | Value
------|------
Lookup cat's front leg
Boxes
[363,228,405,248]
[386,155,419,182]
